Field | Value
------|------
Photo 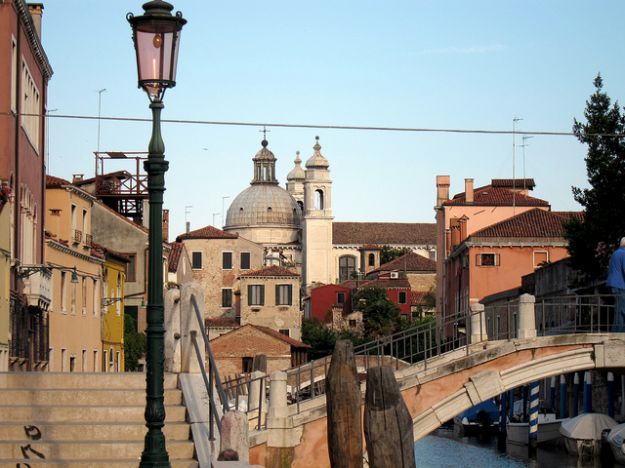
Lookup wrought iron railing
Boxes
[72,229,82,243]
[535,294,616,334]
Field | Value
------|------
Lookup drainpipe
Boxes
[572,373,579,417]
[607,372,614,418]
[559,375,567,419]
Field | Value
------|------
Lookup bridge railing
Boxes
[536,294,615,335]
[285,309,480,412]
[484,299,519,341]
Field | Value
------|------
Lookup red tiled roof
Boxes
[176,225,237,241]
[205,317,239,328]
[552,211,584,223]
[373,252,436,273]
[339,279,371,289]
[491,178,536,189]
[333,222,436,245]
[411,291,431,305]
[357,278,411,289]
[445,186,549,207]
[239,265,299,278]
[470,209,578,238]
[73,171,130,186]
[46,175,72,187]
[168,242,183,273]
[91,241,130,263]
[251,325,310,348]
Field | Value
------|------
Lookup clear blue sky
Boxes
[42,1,625,239]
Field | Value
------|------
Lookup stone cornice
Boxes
[14,0,53,81]
[46,238,103,265]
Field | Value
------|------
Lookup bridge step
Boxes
[0,372,197,466]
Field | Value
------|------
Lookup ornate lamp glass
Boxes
[127,1,186,102]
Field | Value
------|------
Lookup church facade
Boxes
[223,137,437,291]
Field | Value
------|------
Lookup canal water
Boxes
[414,427,605,467]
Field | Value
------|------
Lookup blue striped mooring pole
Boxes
[608,372,615,418]
[583,371,592,413]
[572,373,579,417]
[528,381,539,456]
[559,375,567,419]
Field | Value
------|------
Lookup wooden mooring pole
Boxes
[326,340,363,468]
[364,366,416,468]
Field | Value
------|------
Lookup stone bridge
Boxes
[247,333,625,468]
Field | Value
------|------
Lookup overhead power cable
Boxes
[3,111,625,138]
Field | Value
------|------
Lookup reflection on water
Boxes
[414,428,606,468]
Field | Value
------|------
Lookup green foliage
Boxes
[380,245,412,265]
[124,314,146,371]
[565,75,625,281]
[302,319,339,360]
[354,287,401,338]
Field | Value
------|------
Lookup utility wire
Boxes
[3,111,625,138]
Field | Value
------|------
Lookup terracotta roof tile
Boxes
[445,186,549,207]
[46,175,72,187]
[470,208,579,238]
[251,325,310,348]
[491,178,536,189]
[239,265,299,278]
[357,278,411,289]
[339,279,371,289]
[333,222,436,245]
[176,225,238,241]
[373,252,436,273]
[168,242,183,273]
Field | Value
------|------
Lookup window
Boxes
[222,288,233,308]
[279,329,290,336]
[20,60,41,152]
[81,278,87,314]
[242,357,253,373]
[240,252,251,270]
[248,285,264,306]
[368,253,375,267]
[315,189,324,210]
[533,250,549,268]
[191,251,202,269]
[222,252,232,270]
[398,291,407,304]
[93,350,99,372]
[337,292,345,305]
[82,350,87,372]
[276,284,292,306]
[476,253,499,267]
[82,209,88,237]
[93,278,99,316]
[61,271,67,313]
[339,255,357,283]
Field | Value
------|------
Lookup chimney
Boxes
[185,221,190,234]
[162,209,169,243]
[436,175,450,208]
[465,178,474,204]
[27,3,44,40]
[72,174,84,184]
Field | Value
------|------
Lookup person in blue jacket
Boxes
[607,237,625,332]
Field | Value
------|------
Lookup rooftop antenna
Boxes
[96,88,106,153]
[512,117,523,215]
[184,205,192,233]
[519,136,534,190]
[212,212,220,227]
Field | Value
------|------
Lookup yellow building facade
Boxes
[101,250,127,372]
[45,176,103,372]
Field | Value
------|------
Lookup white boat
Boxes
[507,413,563,445]
[559,413,617,457]
[606,422,625,464]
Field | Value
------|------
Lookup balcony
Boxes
[85,233,93,245]
[22,268,52,310]
[72,229,82,244]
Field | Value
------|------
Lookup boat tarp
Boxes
[560,413,617,440]
[607,422,625,447]
[459,399,499,422]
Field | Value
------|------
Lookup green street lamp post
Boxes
[127,2,186,466]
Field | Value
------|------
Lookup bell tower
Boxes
[303,137,334,289]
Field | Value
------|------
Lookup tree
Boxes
[380,246,412,265]
[302,319,339,360]
[354,287,400,338]
[565,75,625,281]
[124,314,147,371]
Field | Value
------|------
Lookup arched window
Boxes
[368,253,375,267]
[315,189,324,210]
[339,255,357,283]
[297,200,304,212]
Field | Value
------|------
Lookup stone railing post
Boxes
[517,293,536,339]
[248,370,265,412]
[470,303,486,344]
[265,371,301,468]
[220,410,250,462]
[180,282,204,373]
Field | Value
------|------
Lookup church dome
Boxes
[305,136,329,168]
[287,151,305,181]
[225,184,302,229]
